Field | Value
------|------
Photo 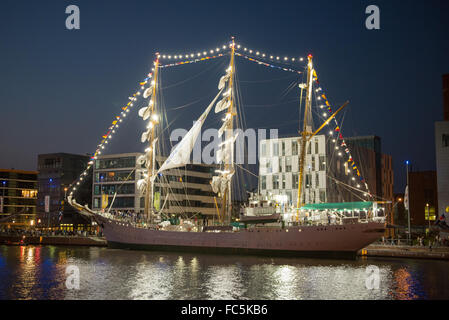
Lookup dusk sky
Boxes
[1,0,448,193]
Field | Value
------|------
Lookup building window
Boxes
[292,140,298,155]
[293,173,299,189]
[261,176,266,190]
[281,142,285,156]
[305,174,311,188]
[261,143,266,157]
[266,160,272,173]
[443,134,449,147]
[286,157,291,172]
[272,142,279,156]
[319,189,326,203]
[311,156,315,171]
[307,142,311,154]
[281,174,286,189]
[315,140,319,154]
[273,175,279,189]
[315,172,319,187]
[319,155,326,171]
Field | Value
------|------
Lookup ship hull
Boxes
[94,215,385,260]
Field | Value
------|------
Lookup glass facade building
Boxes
[0,169,38,228]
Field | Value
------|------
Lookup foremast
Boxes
[143,54,160,224]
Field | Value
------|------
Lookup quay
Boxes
[0,235,107,247]
[358,244,449,260]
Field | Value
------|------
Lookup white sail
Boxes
[141,130,150,143]
[218,118,231,138]
[157,89,223,173]
[215,98,231,113]
[211,173,234,195]
[138,106,152,121]
[137,179,147,196]
[143,86,154,99]
[218,73,230,90]
[137,154,146,165]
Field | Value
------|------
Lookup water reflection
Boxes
[0,245,447,300]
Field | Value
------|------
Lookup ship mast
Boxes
[296,54,314,211]
[144,54,160,224]
[221,37,236,225]
[296,55,349,213]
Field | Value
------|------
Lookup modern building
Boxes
[258,134,394,234]
[37,153,92,231]
[92,153,220,223]
[408,171,438,228]
[435,73,449,222]
[0,169,38,229]
[345,136,394,234]
[259,135,393,204]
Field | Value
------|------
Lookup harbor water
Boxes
[0,245,448,300]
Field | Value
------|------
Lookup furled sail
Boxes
[211,174,234,195]
[138,100,154,121]
[143,86,154,99]
[218,70,231,90]
[141,130,150,143]
[218,118,231,138]
[137,178,147,196]
[157,89,224,173]
[215,97,231,113]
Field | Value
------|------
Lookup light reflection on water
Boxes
[0,245,447,300]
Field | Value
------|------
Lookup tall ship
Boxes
[68,38,386,259]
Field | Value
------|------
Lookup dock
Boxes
[358,244,449,260]
[0,235,107,247]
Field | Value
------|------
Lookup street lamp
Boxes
[405,160,411,243]
[426,203,430,235]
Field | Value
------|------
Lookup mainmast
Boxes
[220,37,236,225]
[144,54,160,224]
[295,55,348,214]
[297,54,314,211]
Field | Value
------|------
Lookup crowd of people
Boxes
[380,234,449,247]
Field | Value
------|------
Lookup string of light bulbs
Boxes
[67,71,155,197]
[312,69,372,198]
[234,43,308,65]
[158,41,308,66]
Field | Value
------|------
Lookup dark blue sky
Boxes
[0,0,448,193]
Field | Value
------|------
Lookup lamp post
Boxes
[426,203,430,235]
[0,180,5,214]
[405,160,411,243]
